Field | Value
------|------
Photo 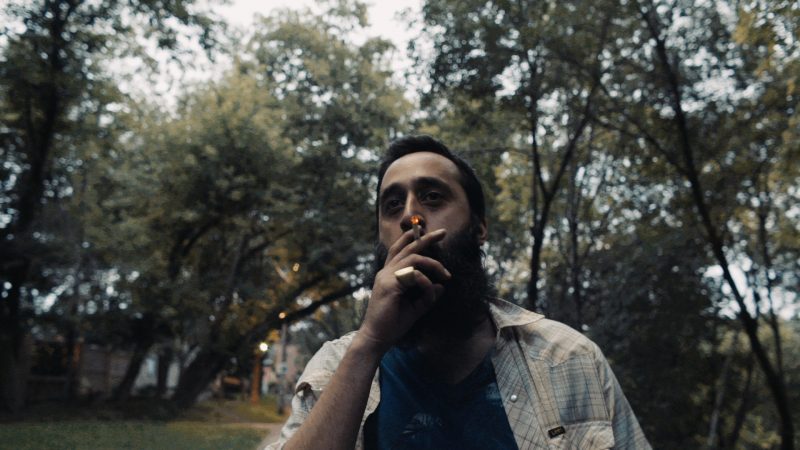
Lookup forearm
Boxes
[283,229,447,449]
[284,334,385,450]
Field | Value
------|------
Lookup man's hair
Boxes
[376,135,486,223]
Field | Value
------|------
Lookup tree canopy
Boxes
[1,0,798,447]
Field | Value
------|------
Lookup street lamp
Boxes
[277,312,289,415]
[251,341,270,404]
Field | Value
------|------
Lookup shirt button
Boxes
[510,394,518,402]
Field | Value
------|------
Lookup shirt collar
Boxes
[488,297,544,330]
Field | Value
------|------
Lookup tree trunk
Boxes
[0,1,71,412]
[0,264,29,413]
[526,221,546,311]
[170,284,362,409]
[636,4,795,447]
[0,337,24,413]
[706,346,734,449]
[156,347,173,398]
[63,327,81,401]
[171,348,230,409]
[726,358,754,449]
[112,341,152,402]
[567,156,583,329]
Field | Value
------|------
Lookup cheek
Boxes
[378,224,397,246]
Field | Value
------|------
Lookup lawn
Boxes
[0,397,287,450]
[0,421,264,450]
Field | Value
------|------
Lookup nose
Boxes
[400,196,425,233]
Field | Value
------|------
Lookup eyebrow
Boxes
[379,184,404,206]
[379,176,454,205]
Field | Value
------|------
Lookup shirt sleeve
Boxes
[261,381,322,450]
[260,335,353,449]
[593,343,652,449]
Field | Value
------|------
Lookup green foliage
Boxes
[1,0,797,444]
[84,1,409,404]
[413,0,798,446]
[0,0,406,409]
[0,0,220,412]
[581,221,718,447]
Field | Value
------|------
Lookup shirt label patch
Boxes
[548,426,566,438]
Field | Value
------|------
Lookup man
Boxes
[266,136,650,449]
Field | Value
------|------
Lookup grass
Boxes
[181,396,287,424]
[0,421,264,450]
[0,397,288,450]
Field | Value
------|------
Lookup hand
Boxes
[357,228,451,353]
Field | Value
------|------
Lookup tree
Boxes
[95,1,410,408]
[589,0,799,446]
[412,0,798,445]
[413,0,616,310]
[0,0,216,412]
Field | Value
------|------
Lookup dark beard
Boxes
[369,220,492,345]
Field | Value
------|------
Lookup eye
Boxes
[421,190,443,203]
[382,197,403,215]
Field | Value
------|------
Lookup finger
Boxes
[400,254,451,283]
[385,228,417,263]
[393,228,447,262]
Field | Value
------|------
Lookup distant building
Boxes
[26,338,181,402]
[261,342,302,395]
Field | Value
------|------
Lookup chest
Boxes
[365,347,517,450]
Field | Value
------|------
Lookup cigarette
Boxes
[411,215,422,240]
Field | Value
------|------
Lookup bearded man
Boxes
[266,136,650,450]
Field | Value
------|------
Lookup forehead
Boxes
[380,152,463,193]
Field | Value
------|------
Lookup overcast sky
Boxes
[216,0,420,45]
[126,0,422,108]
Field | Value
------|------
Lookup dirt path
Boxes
[198,399,287,449]
[254,421,285,449]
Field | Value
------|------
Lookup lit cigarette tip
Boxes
[411,215,422,240]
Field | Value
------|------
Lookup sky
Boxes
[130,0,422,109]
[215,0,420,42]
[217,0,421,73]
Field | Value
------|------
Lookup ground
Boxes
[0,396,288,450]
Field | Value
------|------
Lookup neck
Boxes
[416,312,492,354]
[414,312,496,384]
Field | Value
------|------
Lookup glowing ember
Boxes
[411,215,422,240]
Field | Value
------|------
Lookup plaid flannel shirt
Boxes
[265,298,651,449]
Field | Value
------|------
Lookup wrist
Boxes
[351,330,391,360]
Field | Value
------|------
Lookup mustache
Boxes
[370,222,484,276]
[368,221,492,342]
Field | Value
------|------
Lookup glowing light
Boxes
[292,263,300,272]
[279,312,287,320]
[258,342,269,352]
[411,215,422,240]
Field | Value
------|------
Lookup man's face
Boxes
[371,209,491,342]
[377,151,486,248]
[375,151,490,341]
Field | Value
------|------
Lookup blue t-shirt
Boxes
[364,345,518,450]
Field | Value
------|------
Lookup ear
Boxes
[476,217,488,245]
